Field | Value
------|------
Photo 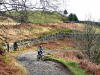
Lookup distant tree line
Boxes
[68,13,78,21]
[63,12,79,22]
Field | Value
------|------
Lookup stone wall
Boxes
[4,32,100,51]
[4,21,100,51]
[6,32,73,51]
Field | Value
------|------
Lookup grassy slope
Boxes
[28,11,66,23]
[44,55,88,75]
[0,24,53,42]
[0,16,17,25]
[75,23,100,33]
[0,23,72,42]
[0,55,27,75]
[5,10,67,23]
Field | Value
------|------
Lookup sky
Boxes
[0,0,100,22]
[63,0,100,21]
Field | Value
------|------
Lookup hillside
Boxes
[0,16,18,25]
[5,11,68,23]
[0,13,100,75]
[28,11,67,23]
[0,23,73,43]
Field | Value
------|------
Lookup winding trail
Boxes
[17,51,73,75]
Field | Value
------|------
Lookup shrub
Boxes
[73,22,100,64]
[0,45,6,55]
[68,13,78,21]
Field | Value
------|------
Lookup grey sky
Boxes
[0,0,100,21]
[65,0,100,21]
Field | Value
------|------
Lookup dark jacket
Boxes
[38,46,43,55]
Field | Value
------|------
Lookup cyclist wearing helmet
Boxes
[38,45,43,55]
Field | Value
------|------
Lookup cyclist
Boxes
[37,45,43,60]
[38,45,43,55]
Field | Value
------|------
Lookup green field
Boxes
[4,10,67,23]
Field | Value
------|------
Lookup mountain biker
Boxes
[38,45,43,55]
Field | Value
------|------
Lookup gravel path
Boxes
[17,51,73,75]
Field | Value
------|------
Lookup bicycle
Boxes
[37,51,44,61]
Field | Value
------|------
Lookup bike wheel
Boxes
[37,54,42,61]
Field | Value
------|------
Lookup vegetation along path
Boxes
[17,51,73,75]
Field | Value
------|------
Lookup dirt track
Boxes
[17,51,73,75]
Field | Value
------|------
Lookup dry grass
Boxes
[79,60,100,75]
[0,16,18,25]
[34,38,76,50]
[0,55,20,75]
[52,50,100,75]
[52,50,83,62]
[0,23,84,43]
[40,23,84,30]
[5,51,28,75]
[0,24,52,43]
[13,61,27,75]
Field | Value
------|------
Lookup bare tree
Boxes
[0,0,61,24]
[73,22,100,63]
[0,0,62,51]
